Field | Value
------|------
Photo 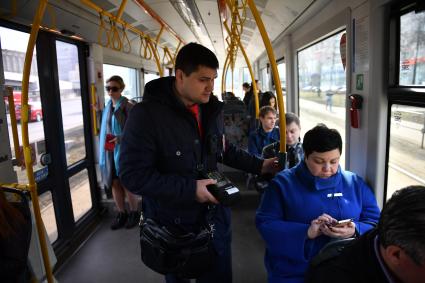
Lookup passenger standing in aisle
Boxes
[99,75,139,230]
[119,43,278,283]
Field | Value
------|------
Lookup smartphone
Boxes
[332,219,353,227]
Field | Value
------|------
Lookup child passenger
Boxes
[262,112,304,169]
[248,106,280,158]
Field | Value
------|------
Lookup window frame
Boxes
[385,0,425,200]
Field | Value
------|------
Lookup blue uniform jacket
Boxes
[119,76,263,251]
[248,127,280,158]
[256,161,380,283]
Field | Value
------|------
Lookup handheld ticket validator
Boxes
[204,171,241,206]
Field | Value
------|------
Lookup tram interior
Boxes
[1,0,425,282]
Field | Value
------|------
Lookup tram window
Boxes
[386,105,425,200]
[399,10,425,86]
[56,41,85,166]
[69,169,92,222]
[261,67,269,91]
[225,67,242,99]
[0,27,46,184]
[39,190,58,242]
[242,67,250,84]
[297,30,347,167]
[277,62,286,92]
[103,64,139,104]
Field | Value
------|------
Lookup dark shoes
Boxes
[110,211,128,230]
[110,211,139,230]
[125,211,140,229]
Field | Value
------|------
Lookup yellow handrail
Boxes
[223,19,258,117]
[247,0,286,154]
[20,0,54,282]
[90,83,98,136]
[6,86,21,163]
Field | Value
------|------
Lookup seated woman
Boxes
[248,106,280,158]
[256,124,380,283]
[262,112,304,169]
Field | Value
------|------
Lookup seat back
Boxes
[310,238,356,267]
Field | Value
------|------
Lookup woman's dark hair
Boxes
[379,186,425,265]
[302,124,342,157]
[260,91,277,110]
[0,191,26,239]
[259,105,276,118]
[285,112,300,128]
[175,42,219,75]
[106,75,125,90]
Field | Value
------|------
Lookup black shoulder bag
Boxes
[139,209,217,279]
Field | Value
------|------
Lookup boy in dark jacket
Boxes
[119,43,278,283]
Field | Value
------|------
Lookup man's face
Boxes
[259,112,276,132]
[175,66,217,106]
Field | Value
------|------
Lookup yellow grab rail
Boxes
[247,0,286,154]
[20,0,54,282]
[90,83,98,136]
[5,86,21,164]
[223,19,258,117]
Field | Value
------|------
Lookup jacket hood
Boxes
[143,76,176,104]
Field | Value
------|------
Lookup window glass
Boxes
[70,169,92,221]
[225,68,242,99]
[56,41,85,166]
[103,64,139,104]
[298,31,347,167]
[386,104,425,199]
[0,27,46,183]
[261,67,269,92]
[39,191,58,242]
[399,10,425,86]
[277,62,286,92]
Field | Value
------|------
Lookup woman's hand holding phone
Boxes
[320,219,356,239]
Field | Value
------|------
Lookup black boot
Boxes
[111,211,128,230]
[125,211,139,229]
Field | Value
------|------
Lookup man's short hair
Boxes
[379,186,425,265]
[242,82,250,89]
[175,43,219,75]
[259,106,276,118]
[285,112,300,128]
[302,124,342,158]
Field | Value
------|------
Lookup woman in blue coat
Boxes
[256,124,380,283]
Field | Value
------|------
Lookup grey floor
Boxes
[55,190,267,283]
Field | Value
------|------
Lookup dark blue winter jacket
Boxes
[119,76,263,238]
[248,127,280,158]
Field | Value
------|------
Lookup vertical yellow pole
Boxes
[6,87,21,162]
[247,0,286,153]
[20,1,54,282]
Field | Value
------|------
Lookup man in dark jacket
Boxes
[305,185,425,283]
[119,43,277,283]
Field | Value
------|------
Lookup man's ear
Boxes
[384,245,403,266]
[175,69,184,82]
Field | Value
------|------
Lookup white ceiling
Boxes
[0,0,316,69]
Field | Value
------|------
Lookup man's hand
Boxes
[195,179,219,204]
[261,157,280,175]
